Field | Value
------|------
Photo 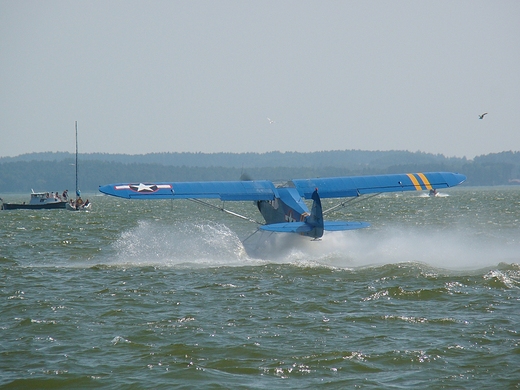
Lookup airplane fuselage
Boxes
[257,187,324,238]
[257,187,310,225]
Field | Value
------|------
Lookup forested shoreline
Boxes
[1,150,519,193]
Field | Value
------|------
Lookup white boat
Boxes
[1,190,68,210]
[66,121,91,211]
[66,198,91,211]
[421,188,448,198]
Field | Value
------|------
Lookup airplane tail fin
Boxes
[258,188,370,237]
[305,189,324,238]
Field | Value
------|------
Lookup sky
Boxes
[1,1,519,159]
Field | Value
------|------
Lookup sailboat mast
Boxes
[75,121,78,197]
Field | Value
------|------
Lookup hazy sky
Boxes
[1,1,519,159]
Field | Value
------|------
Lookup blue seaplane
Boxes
[99,172,466,240]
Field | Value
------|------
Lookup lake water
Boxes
[1,187,519,388]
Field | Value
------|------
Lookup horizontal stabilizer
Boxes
[259,222,312,233]
[259,221,370,233]
[323,221,370,231]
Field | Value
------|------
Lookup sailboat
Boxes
[66,121,91,211]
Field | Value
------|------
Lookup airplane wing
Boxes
[291,172,466,199]
[99,172,466,201]
[98,180,279,201]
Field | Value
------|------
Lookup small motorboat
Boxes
[1,190,67,210]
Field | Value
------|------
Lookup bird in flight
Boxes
[479,112,488,119]
[267,117,275,124]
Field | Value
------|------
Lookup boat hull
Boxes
[2,201,67,210]
[66,202,91,211]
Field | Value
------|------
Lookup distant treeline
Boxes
[1,150,519,193]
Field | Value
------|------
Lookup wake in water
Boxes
[418,192,449,198]
[112,220,262,268]
[245,227,520,270]
[109,219,520,271]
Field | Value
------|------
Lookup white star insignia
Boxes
[134,183,156,192]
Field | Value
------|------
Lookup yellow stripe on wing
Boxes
[406,173,422,191]
[416,173,433,190]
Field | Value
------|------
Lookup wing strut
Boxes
[188,198,264,225]
[322,192,382,215]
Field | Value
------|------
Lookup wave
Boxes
[110,220,262,268]
[105,220,520,272]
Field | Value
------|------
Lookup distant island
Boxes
[1,149,519,192]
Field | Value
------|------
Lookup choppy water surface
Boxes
[1,187,519,388]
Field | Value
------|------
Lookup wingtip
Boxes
[98,184,113,195]
[454,173,467,185]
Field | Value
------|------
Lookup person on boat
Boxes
[62,190,68,200]
[76,197,84,208]
[84,199,90,207]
